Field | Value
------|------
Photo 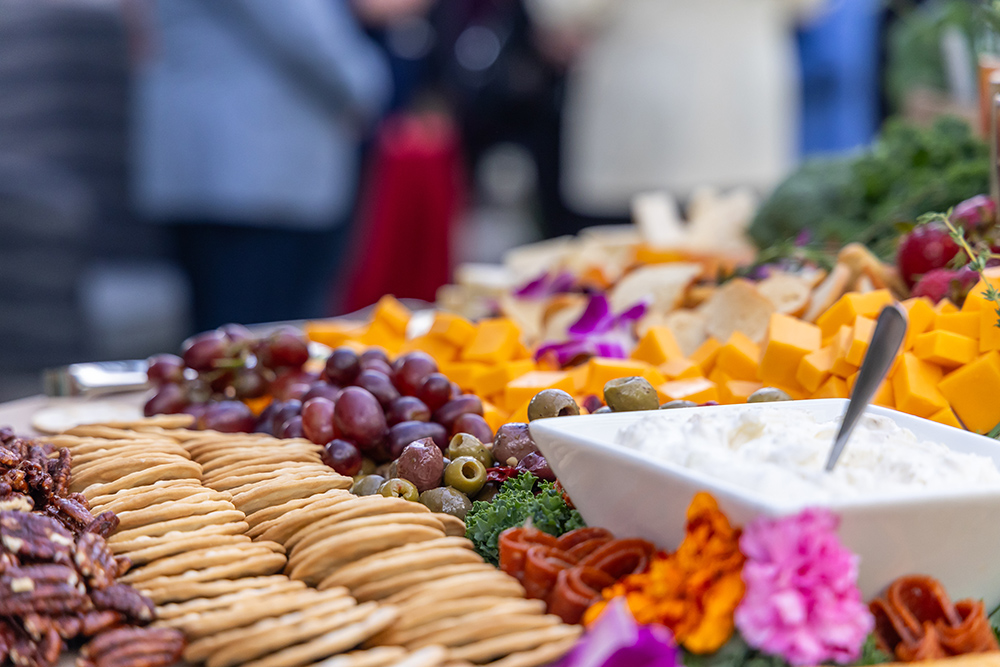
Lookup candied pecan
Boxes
[0,511,74,563]
[82,627,184,667]
[0,445,17,467]
[113,556,131,578]
[0,493,34,512]
[52,496,95,533]
[4,467,27,492]
[24,613,83,641]
[0,549,18,573]
[47,449,71,496]
[84,512,119,539]
[89,584,155,624]
[0,564,87,615]
[79,611,124,637]
[0,619,15,664]
[74,532,118,590]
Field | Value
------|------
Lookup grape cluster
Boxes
[144,324,312,432]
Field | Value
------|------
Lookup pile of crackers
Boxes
[46,415,581,667]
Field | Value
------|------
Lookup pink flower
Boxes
[734,509,873,666]
[557,598,680,667]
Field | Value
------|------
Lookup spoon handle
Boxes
[825,304,909,472]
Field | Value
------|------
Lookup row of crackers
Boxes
[47,415,581,666]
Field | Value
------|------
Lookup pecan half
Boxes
[84,512,119,540]
[52,496,95,534]
[89,584,155,624]
[74,533,118,590]
[0,511,74,564]
[0,564,87,615]
[0,494,34,512]
[81,627,185,665]
[47,449,71,497]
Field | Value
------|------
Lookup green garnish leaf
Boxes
[854,634,892,666]
[464,472,585,565]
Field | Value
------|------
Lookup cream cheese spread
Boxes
[614,408,1000,507]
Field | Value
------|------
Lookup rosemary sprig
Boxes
[928,210,1000,328]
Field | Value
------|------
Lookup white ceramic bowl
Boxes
[529,399,1000,606]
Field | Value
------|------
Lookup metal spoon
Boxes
[825,304,909,472]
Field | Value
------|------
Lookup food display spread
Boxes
[10,168,1000,667]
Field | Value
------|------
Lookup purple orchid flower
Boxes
[536,294,648,365]
[557,597,680,667]
[514,271,576,299]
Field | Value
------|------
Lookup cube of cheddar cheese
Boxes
[716,332,760,382]
[655,378,718,404]
[461,318,521,364]
[429,312,477,347]
[370,295,411,336]
[719,380,763,405]
[939,351,1000,434]
[758,314,821,391]
[503,371,574,412]
[901,297,937,350]
[796,345,835,394]
[811,375,848,399]
[815,290,893,339]
[844,316,875,367]
[690,338,722,374]
[891,353,946,418]
[660,358,703,380]
[585,359,665,396]
[913,330,977,368]
[928,406,963,430]
[935,312,979,340]
[631,326,685,366]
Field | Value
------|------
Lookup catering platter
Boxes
[8,187,1000,667]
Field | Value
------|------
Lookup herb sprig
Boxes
[928,210,1000,328]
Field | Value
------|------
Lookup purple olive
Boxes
[493,422,540,467]
[387,421,449,458]
[516,451,554,481]
[396,437,444,492]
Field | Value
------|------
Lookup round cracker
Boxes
[386,570,525,607]
[349,562,494,601]
[285,497,430,550]
[246,490,354,532]
[204,459,326,481]
[320,546,482,592]
[232,475,352,515]
[82,462,203,500]
[446,624,582,663]
[132,551,287,590]
[143,574,294,605]
[109,522,251,554]
[208,466,332,493]
[114,499,239,531]
[71,455,200,492]
[108,509,247,543]
[486,635,580,667]
[288,513,444,559]
[87,479,205,507]
[368,599,547,648]
[310,647,407,667]
[434,514,467,538]
[288,525,443,584]
[250,493,357,541]
[125,534,256,567]
[241,606,399,667]
[389,646,449,667]
[72,442,192,464]
[100,414,196,430]
[95,488,233,516]
[410,613,560,650]
[121,542,286,583]
[201,450,323,475]
[155,579,307,619]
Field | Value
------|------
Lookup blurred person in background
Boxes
[524,0,825,219]
[129,0,392,332]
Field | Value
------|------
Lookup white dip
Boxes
[615,408,1000,507]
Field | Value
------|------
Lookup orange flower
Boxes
[583,492,745,654]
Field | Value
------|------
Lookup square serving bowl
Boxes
[528,399,1000,606]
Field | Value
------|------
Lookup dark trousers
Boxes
[171,221,347,333]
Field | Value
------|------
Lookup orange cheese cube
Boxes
[660,358,704,380]
[568,363,590,394]
[504,371,574,412]
[936,300,959,315]
[481,401,508,434]
[759,314,821,390]
[716,332,761,382]
[513,339,533,360]
[631,326,684,366]
[845,371,894,408]
[398,334,459,364]
[935,312,979,340]
[359,320,403,354]
[655,378,718,404]
[829,325,857,379]
[691,338,722,374]
[845,316,876,367]
[815,290,894,339]
[962,267,1000,308]
[812,375,849,399]
[304,320,365,348]
[472,359,536,397]
[708,366,732,387]
[892,353,946,418]
[371,295,411,336]
[461,318,521,363]
[507,399,531,426]
[939,351,1000,434]
[902,297,937,350]
[429,312,477,347]
[585,358,664,396]
[796,345,836,394]
[913,330,977,368]
[928,406,963,429]
[439,361,489,391]
[720,380,763,405]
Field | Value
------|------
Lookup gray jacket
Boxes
[132,0,391,228]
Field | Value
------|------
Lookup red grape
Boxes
[451,413,492,443]
[324,347,360,385]
[359,358,393,376]
[301,397,336,445]
[581,394,603,414]
[144,383,189,416]
[270,369,317,401]
[232,368,268,399]
[355,370,400,409]
[387,421,448,458]
[218,323,253,348]
[277,415,304,439]
[321,439,362,476]
[259,327,310,369]
[256,399,302,436]
[386,396,430,425]
[197,401,255,432]
[334,387,387,450]
[897,222,961,288]
[393,352,437,396]
[181,331,229,372]
[433,395,484,430]
[417,373,452,412]
[360,348,390,365]
[146,354,185,386]
[183,402,209,421]
[302,382,341,403]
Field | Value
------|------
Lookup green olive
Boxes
[604,376,659,412]
[378,478,419,502]
[351,474,386,496]
[473,482,500,503]
[443,456,487,495]
[660,400,698,410]
[419,486,473,520]
[592,406,613,414]
[747,387,792,403]
[357,458,377,477]
[446,433,494,468]
[527,389,580,421]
